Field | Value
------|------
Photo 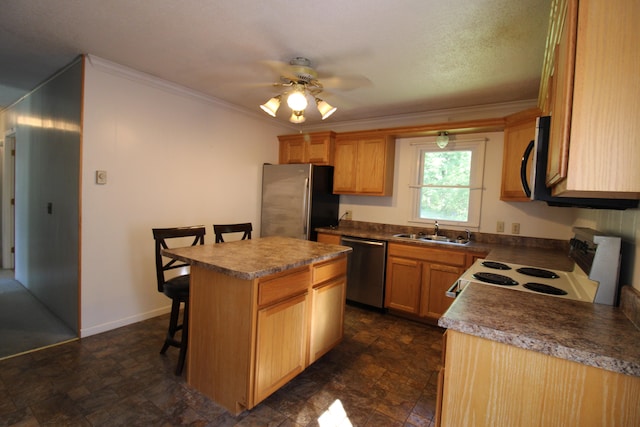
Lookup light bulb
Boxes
[289,111,306,124]
[287,87,308,111]
[436,131,449,149]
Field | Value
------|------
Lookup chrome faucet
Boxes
[434,221,439,236]
[465,229,471,242]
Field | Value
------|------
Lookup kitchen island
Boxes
[163,236,351,415]
[437,283,640,427]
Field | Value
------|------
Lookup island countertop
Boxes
[162,235,352,280]
[438,282,640,377]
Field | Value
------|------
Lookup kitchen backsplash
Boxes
[336,220,570,251]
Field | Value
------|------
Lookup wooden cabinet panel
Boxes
[440,330,640,427]
[312,255,347,285]
[278,131,335,165]
[546,0,575,188]
[255,293,308,403]
[423,263,463,318]
[309,277,346,364]
[386,243,469,321]
[540,0,640,198]
[388,243,466,267]
[357,137,387,194]
[258,266,310,307]
[187,255,347,414]
[385,255,422,314]
[333,139,358,192]
[501,108,540,202]
[333,133,395,196]
[316,232,341,245]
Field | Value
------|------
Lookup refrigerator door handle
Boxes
[302,177,310,236]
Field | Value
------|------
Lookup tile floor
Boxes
[0,305,444,426]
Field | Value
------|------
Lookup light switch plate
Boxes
[96,170,107,185]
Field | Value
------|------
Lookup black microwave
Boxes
[520,116,638,210]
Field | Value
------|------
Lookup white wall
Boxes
[340,132,577,239]
[81,57,290,336]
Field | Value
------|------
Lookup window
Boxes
[411,139,486,228]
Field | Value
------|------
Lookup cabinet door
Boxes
[333,139,358,192]
[279,138,306,164]
[309,277,346,364]
[254,293,308,404]
[422,263,464,319]
[385,256,422,314]
[307,133,334,165]
[357,137,388,194]
[501,109,539,201]
[547,0,577,187]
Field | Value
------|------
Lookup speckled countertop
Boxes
[162,236,351,280]
[317,221,574,271]
[319,221,640,377]
[439,283,640,377]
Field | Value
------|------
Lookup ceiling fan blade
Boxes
[318,74,373,91]
[260,60,299,82]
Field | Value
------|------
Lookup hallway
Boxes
[0,270,77,360]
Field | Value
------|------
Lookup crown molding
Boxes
[85,55,287,131]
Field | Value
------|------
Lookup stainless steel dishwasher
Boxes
[340,236,387,309]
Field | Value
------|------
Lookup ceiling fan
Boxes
[259,57,371,123]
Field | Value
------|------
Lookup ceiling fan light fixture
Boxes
[289,110,306,124]
[436,131,449,149]
[260,95,281,117]
[315,98,337,120]
[286,86,308,111]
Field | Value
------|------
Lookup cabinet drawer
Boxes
[312,255,347,286]
[258,266,311,307]
[388,243,466,267]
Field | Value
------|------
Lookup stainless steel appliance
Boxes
[520,116,638,210]
[447,228,623,305]
[260,164,339,241]
[340,236,387,309]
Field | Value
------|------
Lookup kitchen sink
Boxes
[392,233,470,245]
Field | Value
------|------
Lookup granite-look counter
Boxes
[439,283,640,377]
[317,221,574,271]
[162,235,351,280]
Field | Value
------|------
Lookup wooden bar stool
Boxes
[152,225,205,375]
[213,223,252,243]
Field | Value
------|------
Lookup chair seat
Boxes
[163,274,190,299]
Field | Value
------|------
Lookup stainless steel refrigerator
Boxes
[260,164,339,241]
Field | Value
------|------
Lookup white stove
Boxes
[446,228,623,305]
[450,259,597,302]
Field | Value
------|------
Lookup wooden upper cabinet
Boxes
[333,133,395,196]
[539,0,640,198]
[500,108,540,202]
[278,131,335,165]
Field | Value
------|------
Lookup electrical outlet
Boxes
[96,170,107,185]
[512,223,520,234]
[345,210,353,220]
[497,221,504,232]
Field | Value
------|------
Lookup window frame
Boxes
[409,138,486,228]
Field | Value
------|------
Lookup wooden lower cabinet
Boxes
[439,330,640,427]
[316,232,341,245]
[309,277,346,364]
[255,293,308,403]
[385,243,467,321]
[187,255,347,414]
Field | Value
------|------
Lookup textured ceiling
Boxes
[0,0,551,124]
